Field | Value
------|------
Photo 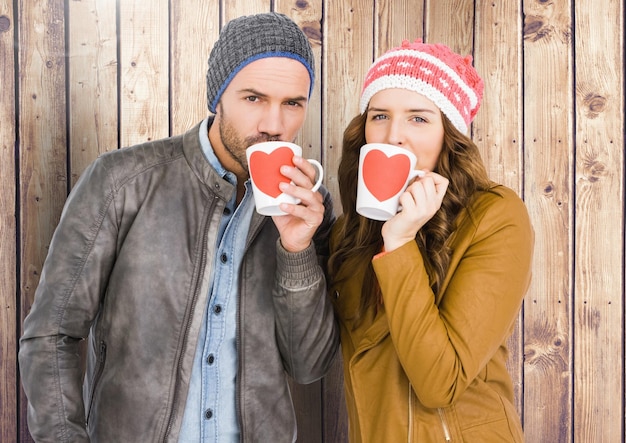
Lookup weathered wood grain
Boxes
[170,0,219,134]
[278,0,324,165]
[323,0,374,215]
[375,0,425,55]
[4,1,626,442]
[320,354,349,442]
[522,1,574,441]
[17,0,68,441]
[119,0,169,147]
[473,1,525,416]
[573,0,624,441]
[68,0,118,185]
[0,2,17,442]
[426,0,473,55]
[222,0,270,21]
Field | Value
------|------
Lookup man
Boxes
[19,12,338,442]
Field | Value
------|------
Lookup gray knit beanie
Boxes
[206,12,315,113]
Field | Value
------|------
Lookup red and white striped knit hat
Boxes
[360,39,484,134]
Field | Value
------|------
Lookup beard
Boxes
[217,103,280,174]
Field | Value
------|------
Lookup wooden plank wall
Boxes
[1,0,624,441]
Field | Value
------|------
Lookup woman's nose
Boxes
[385,120,405,146]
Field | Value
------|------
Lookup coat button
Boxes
[333,290,339,299]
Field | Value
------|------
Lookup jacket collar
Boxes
[182,118,270,238]
[182,118,235,203]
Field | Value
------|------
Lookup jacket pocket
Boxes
[86,340,107,424]
[409,384,453,442]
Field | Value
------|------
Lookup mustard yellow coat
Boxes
[330,185,533,443]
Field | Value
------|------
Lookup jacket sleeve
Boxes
[272,186,340,384]
[372,189,534,408]
[19,158,118,442]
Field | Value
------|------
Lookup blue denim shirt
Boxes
[179,118,255,442]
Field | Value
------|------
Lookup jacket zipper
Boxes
[438,407,452,441]
[408,383,413,443]
[162,196,216,441]
[236,215,267,441]
[86,340,107,425]
[235,273,244,441]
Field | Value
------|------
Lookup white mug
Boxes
[246,141,324,216]
[356,143,425,221]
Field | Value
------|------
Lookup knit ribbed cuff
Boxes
[275,239,321,288]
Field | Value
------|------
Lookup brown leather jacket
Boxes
[19,120,339,442]
[331,185,533,442]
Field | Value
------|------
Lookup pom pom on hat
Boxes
[359,39,484,134]
[206,12,315,114]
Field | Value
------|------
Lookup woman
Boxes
[328,40,533,442]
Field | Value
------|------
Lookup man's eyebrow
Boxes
[288,95,308,103]
[237,88,307,103]
[238,88,266,97]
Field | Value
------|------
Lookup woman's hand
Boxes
[381,171,449,252]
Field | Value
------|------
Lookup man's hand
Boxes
[272,155,325,252]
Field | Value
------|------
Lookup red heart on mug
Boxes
[362,150,411,201]
[249,147,294,198]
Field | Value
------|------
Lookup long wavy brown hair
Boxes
[327,111,493,323]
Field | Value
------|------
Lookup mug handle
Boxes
[397,169,426,213]
[289,159,323,206]
[306,159,324,192]
[408,169,426,181]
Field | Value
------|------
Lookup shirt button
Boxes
[220,253,227,263]
[207,354,215,365]
[205,409,213,420]
[223,206,232,215]
[213,305,222,314]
